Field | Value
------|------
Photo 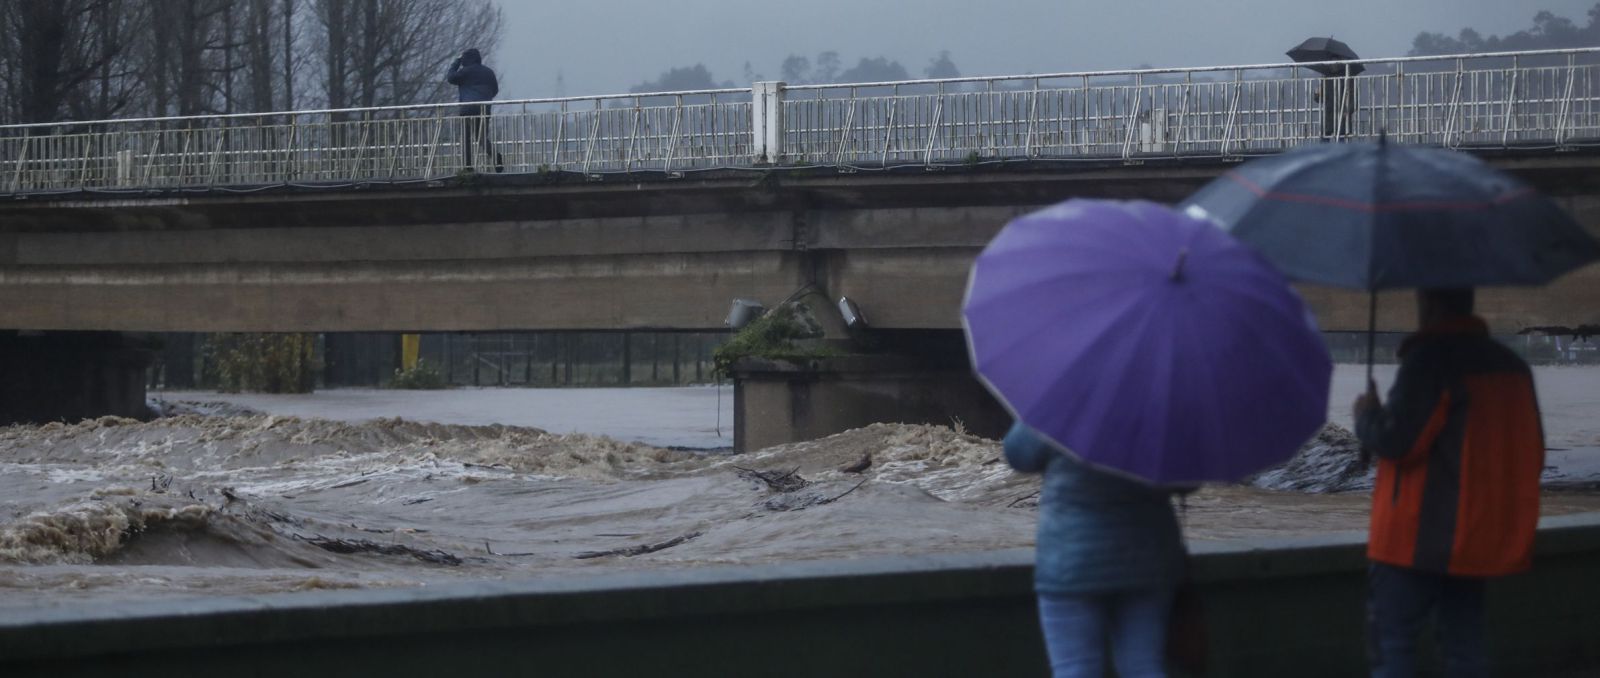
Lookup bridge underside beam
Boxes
[0,252,809,333]
[1,159,1598,334]
[5,248,1594,334]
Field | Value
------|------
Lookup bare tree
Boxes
[310,0,502,110]
[224,0,303,112]
[1,0,502,125]
[0,0,134,125]
[68,1,149,121]
[132,0,239,117]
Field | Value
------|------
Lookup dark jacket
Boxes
[446,49,499,111]
[1357,315,1544,577]
[1004,423,1185,595]
[1320,76,1356,137]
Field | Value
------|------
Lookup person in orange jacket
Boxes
[1354,287,1545,678]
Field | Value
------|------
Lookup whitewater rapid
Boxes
[3,366,1598,610]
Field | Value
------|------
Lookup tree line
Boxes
[0,0,503,126]
[1410,3,1600,56]
[628,50,964,94]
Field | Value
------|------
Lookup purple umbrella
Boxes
[963,200,1332,485]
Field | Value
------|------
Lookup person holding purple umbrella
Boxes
[1004,424,1186,677]
[967,199,1333,677]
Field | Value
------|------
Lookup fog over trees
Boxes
[1410,3,1600,55]
[7,2,1598,125]
[629,50,967,95]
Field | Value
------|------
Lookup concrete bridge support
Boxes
[0,332,154,425]
[731,352,1011,453]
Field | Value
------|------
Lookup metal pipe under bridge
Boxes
[3,47,1600,194]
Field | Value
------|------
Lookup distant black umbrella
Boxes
[1288,37,1366,76]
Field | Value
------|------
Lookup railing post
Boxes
[581,98,601,174]
[286,113,301,181]
[834,87,858,167]
[8,136,27,193]
[552,101,568,169]
[207,131,225,185]
[882,84,900,164]
[1221,69,1243,156]
[1122,72,1145,160]
[624,96,643,169]
[1502,55,1520,147]
[1395,62,1406,141]
[923,81,945,166]
[1556,53,1577,148]
[1175,72,1193,154]
[115,149,133,186]
[663,94,684,174]
[1023,78,1039,157]
[1443,58,1465,147]
[752,81,785,164]
[424,109,444,177]
[140,134,161,186]
[76,126,95,188]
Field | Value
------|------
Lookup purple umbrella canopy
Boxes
[963,199,1332,485]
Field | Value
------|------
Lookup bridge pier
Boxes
[730,330,1010,452]
[0,331,155,426]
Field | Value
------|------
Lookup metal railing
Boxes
[3,48,1598,195]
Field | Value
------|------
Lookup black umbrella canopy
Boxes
[1180,140,1600,290]
[1288,37,1366,76]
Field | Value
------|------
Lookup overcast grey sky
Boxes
[488,0,1596,100]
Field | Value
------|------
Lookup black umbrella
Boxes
[1180,136,1600,377]
[1288,37,1366,76]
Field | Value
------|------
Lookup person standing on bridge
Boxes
[1287,37,1363,141]
[1316,74,1356,140]
[447,48,503,172]
[1354,288,1545,678]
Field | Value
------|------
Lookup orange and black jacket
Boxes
[1356,315,1544,577]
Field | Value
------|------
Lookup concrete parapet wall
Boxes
[3,513,1598,677]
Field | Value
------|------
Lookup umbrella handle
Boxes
[1365,290,1377,383]
[1361,290,1377,468]
[1171,247,1190,281]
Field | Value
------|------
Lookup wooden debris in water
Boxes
[733,465,810,492]
[760,478,868,512]
[574,531,704,560]
[298,535,462,566]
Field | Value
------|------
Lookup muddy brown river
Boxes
[2,365,1597,611]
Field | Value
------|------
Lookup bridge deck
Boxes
[4,48,1600,196]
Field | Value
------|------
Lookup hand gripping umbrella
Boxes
[963,199,1332,485]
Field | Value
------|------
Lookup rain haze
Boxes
[6,0,1600,673]
[492,0,1597,98]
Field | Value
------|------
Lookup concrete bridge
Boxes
[3,48,1599,432]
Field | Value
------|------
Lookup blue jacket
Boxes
[1004,423,1186,595]
[447,49,499,110]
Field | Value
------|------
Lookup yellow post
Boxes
[401,334,420,370]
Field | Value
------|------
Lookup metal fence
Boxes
[4,48,1599,195]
